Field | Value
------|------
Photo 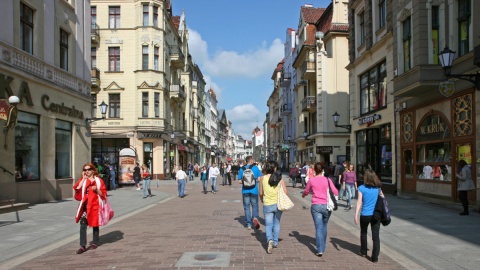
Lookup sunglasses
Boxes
[83,168,93,171]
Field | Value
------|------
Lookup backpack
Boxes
[241,165,256,187]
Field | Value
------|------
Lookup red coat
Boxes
[74,176,107,227]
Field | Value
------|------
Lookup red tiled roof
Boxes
[301,6,325,24]
[316,3,349,35]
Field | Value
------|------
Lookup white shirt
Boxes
[209,166,220,179]
[176,170,187,180]
[423,165,433,179]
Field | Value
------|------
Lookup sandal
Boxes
[76,246,87,254]
[90,244,98,250]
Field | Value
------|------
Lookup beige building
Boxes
[347,0,396,193]
[90,0,205,181]
[0,0,93,203]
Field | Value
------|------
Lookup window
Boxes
[109,94,120,118]
[143,4,149,26]
[91,47,96,68]
[15,112,39,181]
[403,16,411,72]
[431,6,439,64]
[55,120,72,178]
[360,61,387,114]
[60,29,69,70]
[109,6,121,29]
[142,92,148,117]
[109,47,120,71]
[91,94,97,117]
[458,0,470,56]
[142,45,148,70]
[154,47,159,70]
[359,11,366,45]
[91,6,97,25]
[20,3,34,54]
[378,0,386,29]
[154,93,160,117]
[153,6,158,27]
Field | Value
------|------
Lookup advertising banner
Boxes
[118,148,137,184]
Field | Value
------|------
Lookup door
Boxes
[402,148,415,192]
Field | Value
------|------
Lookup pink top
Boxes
[302,176,338,205]
[343,171,357,185]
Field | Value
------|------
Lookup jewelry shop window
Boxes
[15,112,40,181]
[415,112,451,181]
[55,120,72,178]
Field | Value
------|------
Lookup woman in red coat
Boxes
[74,162,107,254]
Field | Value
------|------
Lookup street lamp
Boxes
[332,112,351,132]
[438,46,480,90]
[85,101,108,127]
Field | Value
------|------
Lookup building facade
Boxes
[0,0,93,203]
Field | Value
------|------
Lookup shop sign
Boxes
[439,81,455,97]
[358,114,381,126]
[41,95,84,119]
[138,132,163,139]
[316,146,333,154]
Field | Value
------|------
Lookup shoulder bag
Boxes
[98,196,114,226]
[277,181,294,211]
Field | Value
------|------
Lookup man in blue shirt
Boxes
[238,156,262,230]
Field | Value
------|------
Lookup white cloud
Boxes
[226,104,262,139]
[187,29,208,64]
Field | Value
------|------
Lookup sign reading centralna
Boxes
[41,95,84,119]
[358,114,381,126]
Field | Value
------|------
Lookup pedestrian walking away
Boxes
[142,164,152,198]
[337,161,348,201]
[238,156,262,230]
[73,163,107,254]
[209,163,220,193]
[302,162,338,257]
[109,164,116,190]
[133,162,141,190]
[456,159,475,215]
[259,161,287,254]
[354,169,383,263]
[176,165,188,198]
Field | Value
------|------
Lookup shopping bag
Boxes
[98,197,114,226]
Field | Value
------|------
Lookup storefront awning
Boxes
[177,144,190,152]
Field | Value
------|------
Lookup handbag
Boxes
[277,182,294,211]
[373,189,391,226]
[327,178,338,211]
[98,197,114,226]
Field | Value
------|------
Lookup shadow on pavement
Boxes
[288,231,316,254]
[99,230,124,245]
[330,236,361,254]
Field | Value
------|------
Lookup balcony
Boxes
[90,68,100,89]
[169,45,185,68]
[280,103,292,116]
[170,84,186,101]
[301,96,316,112]
[281,72,291,87]
[301,60,315,80]
[91,23,100,43]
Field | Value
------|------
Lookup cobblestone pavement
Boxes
[9,179,409,270]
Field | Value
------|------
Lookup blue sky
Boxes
[172,0,332,139]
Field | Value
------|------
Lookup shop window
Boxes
[15,112,40,181]
[55,120,72,178]
[359,61,387,114]
[457,0,470,56]
[404,149,413,178]
[144,143,153,173]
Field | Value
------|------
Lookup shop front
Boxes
[399,91,477,204]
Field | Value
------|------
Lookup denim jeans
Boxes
[80,217,99,247]
[177,179,185,197]
[360,215,380,261]
[345,184,356,206]
[143,179,151,197]
[243,193,259,228]
[188,170,194,181]
[311,204,331,254]
[263,204,283,245]
[338,184,345,200]
[300,176,306,188]
[210,177,217,192]
[201,179,208,193]
[110,175,116,190]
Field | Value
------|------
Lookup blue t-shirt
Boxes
[238,164,262,195]
[358,184,379,216]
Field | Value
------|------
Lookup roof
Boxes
[171,16,180,30]
[316,3,349,35]
[300,6,325,46]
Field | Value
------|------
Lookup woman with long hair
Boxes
[142,164,152,198]
[259,160,287,254]
[343,163,357,210]
[73,162,107,254]
[457,160,475,215]
[200,165,208,194]
[354,169,383,262]
[302,162,338,257]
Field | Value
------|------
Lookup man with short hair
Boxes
[187,162,194,181]
[337,161,348,201]
[238,156,262,230]
[208,163,220,193]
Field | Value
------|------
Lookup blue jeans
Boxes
[143,179,151,197]
[188,170,193,181]
[110,175,116,190]
[311,204,331,254]
[177,179,185,197]
[201,179,208,193]
[242,193,259,228]
[210,177,217,192]
[263,204,283,245]
[338,183,345,199]
[345,184,356,206]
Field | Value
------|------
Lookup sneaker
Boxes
[315,252,323,257]
[253,217,260,230]
[273,245,278,248]
[76,246,87,254]
[136,188,141,190]
[212,191,216,194]
[267,240,274,254]
[90,244,98,250]
[247,225,252,230]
